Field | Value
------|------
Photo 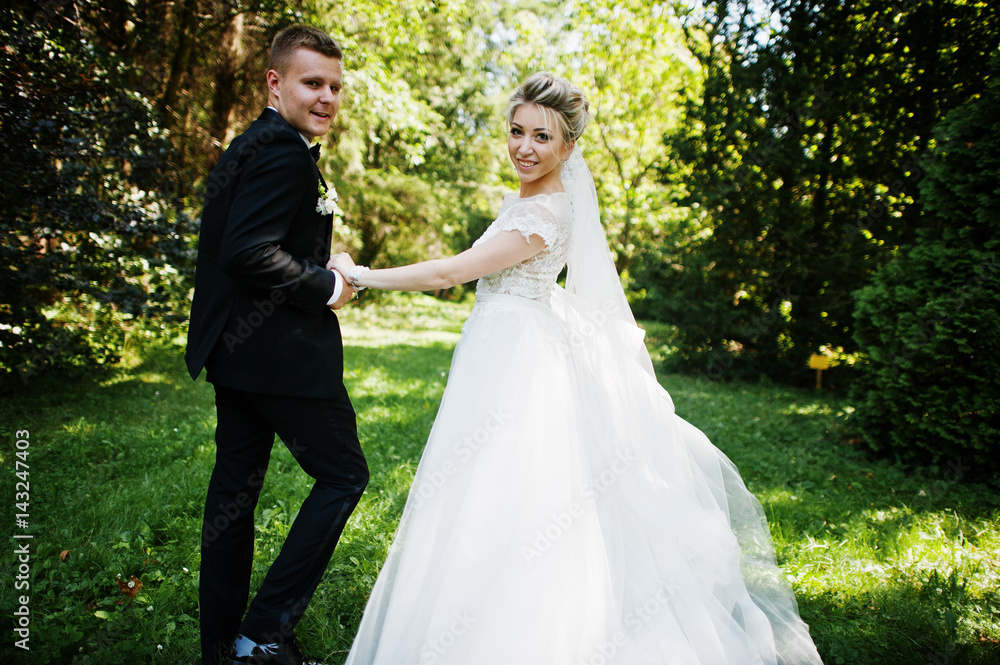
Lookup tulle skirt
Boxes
[344,293,822,665]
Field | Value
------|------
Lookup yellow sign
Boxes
[808,354,830,370]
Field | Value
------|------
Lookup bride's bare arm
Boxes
[330,231,546,292]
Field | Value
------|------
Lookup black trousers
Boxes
[200,384,368,665]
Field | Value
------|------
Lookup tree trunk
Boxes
[160,0,200,126]
[208,2,245,158]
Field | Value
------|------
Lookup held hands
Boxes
[327,252,356,276]
[328,269,356,310]
[327,252,359,310]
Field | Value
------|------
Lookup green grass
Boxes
[1,293,998,664]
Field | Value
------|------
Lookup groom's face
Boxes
[267,48,343,141]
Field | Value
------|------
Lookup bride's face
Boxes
[267,48,343,141]
[508,103,572,197]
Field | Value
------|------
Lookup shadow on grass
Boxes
[799,579,1000,665]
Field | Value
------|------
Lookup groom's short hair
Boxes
[269,25,343,75]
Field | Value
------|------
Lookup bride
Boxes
[330,72,823,665]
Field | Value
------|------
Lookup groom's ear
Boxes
[266,69,281,98]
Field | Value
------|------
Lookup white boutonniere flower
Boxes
[317,180,359,243]
[316,180,344,217]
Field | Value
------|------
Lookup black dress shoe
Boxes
[224,637,325,665]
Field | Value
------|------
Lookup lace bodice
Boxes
[474,193,571,303]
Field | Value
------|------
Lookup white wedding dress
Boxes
[344,151,823,665]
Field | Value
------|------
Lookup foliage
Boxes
[0,3,195,392]
[640,0,1000,384]
[488,0,698,280]
[568,0,697,277]
[850,61,1000,473]
[312,0,511,294]
[5,0,998,421]
[2,299,998,663]
[0,0,513,385]
[121,0,304,190]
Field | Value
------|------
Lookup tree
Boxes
[134,0,301,193]
[569,0,697,277]
[850,56,1000,471]
[0,2,194,390]
[482,0,698,283]
[312,0,512,283]
[643,0,1000,382]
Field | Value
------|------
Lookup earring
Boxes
[562,157,575,182]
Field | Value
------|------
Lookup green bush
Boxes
[849,55,1000,474]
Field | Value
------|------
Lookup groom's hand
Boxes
[329,269,356,310]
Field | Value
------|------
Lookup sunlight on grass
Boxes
[781,402,837,416]
[339,292,471,347]
[100,371,174,387]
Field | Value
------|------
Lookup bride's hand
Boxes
[327,252,356,275]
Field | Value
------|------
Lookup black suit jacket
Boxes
[185,109,344,398]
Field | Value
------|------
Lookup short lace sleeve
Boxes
[493,199,562,247]
[473,193,571,303]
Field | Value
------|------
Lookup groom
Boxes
[185,25,368,665]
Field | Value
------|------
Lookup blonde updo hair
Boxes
[505,72,590,146]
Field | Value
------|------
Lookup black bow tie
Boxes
[309,144,321,162]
